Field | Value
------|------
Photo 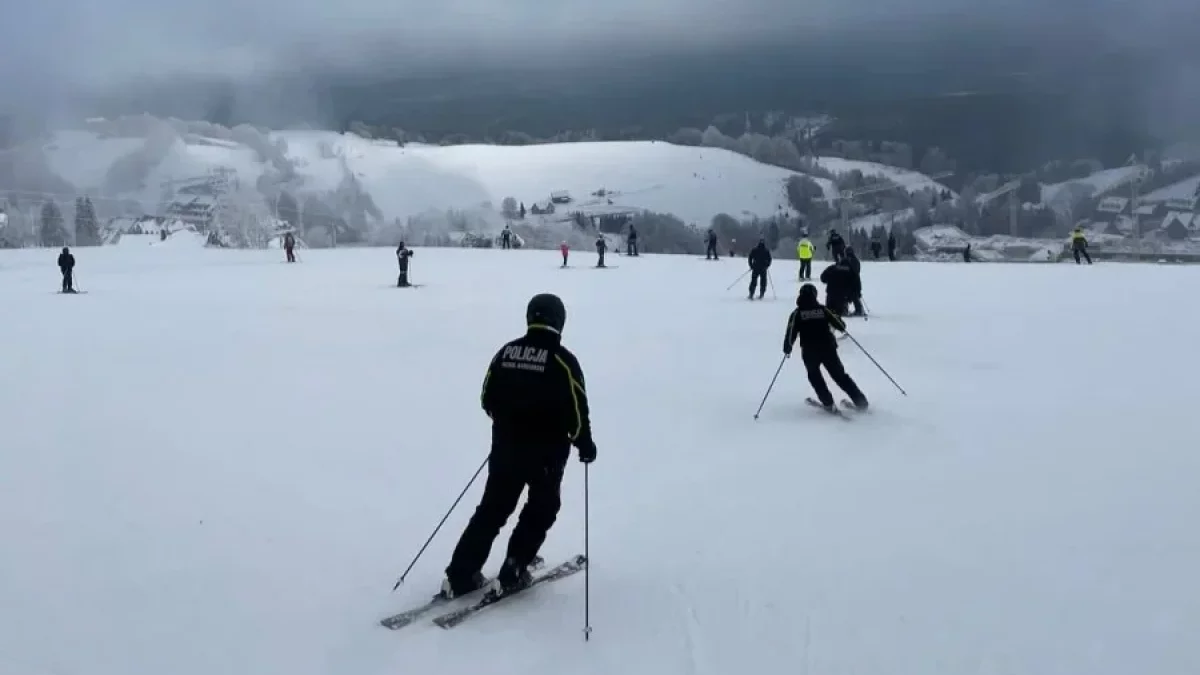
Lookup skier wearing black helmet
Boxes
[442,293,597,599]
[783,283,868,412]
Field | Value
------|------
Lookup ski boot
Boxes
[487,557,536,597]
[440,571,486,600]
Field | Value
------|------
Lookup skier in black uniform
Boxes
[500,226,513,249]
[870,238,882,260]
[843,248,865,316]
[57,247,76,293]
[747,238,772,300]
[626,225,639,256]
[783,283,868,412]
[396,242,414,287]
[442,293,597,598]
[887,232,897,261]
[826,230,846,263]
[820,259,856,317]
[595,235,607,267]
[705,230,719,260]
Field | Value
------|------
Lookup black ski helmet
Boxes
[798,283,818,304]
[526,293,566,333]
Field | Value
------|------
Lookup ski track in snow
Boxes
[1,246,1199,675]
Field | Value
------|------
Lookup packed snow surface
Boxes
[39,129,813,225]
[2,246,1199,675]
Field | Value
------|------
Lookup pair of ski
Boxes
[805,397,867,419]
[380,554,587,631]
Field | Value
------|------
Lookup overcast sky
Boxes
[1,0,1190,87]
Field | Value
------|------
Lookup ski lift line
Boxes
[834,171,955,201]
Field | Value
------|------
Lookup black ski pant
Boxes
[562,252,568,267]
[888,248,896,261]
[802,349,865,408]
[446,449,567,581]
[798,259,811,280]
[851,297,865,316]
[706,243,718,259]
[627,240,638,256]
[1074,248,1091,264]
[61,270,73,292]
[597,252,605,267]
[826,294,848,317]
[397,269,410,287]
[286,247,295,263]
[748,269,767,298]
[501,238,511,249]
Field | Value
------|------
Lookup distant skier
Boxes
[783,283,869,413]
[57,247,76,293]
[796,235,814,280]
[284,231,296,263]
[626,225,639,256]
[887,232,897,261]
[963,243,972,263]
[747,238,772,300]
[705,230,719,260]
[820,259,856,317]
[441,293,597,598]
[826,229,846,262]
[870,238,882,260]
[560,241,569,268]
[500,226,513,250]
[595,235,607,268]
[729,238,738,258]
[396,242,414,287]
[1071,227,1092,265]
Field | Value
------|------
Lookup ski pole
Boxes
[842,332,907,396]
[390,456,487,591]
[768,271,777,299]
[583,463,592,641]
[753,354,788,419]
[725,269,750,290]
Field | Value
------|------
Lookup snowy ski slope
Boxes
[38,128,832,226]
[1,246,1198,675]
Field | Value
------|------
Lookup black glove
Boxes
[577,440,597,464]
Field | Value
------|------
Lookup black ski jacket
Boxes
[845,252,861,275]
[748,244,772,271]
[396,247,413,270]
[827,233,846,254]
[481,326,596,463]
[783,295,845,355]
[58,252,75,270]
[821,262,859,301]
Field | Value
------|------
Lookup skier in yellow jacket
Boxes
[796,236,814,280]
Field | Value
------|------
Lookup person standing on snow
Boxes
[887,232,897,261]
[705,229,719,260]
[820,259,855,317]
[57,247,77,293]
[796,235,814,280]
[1070,227,1092,265]
[396,242,415,287]
[870,237,882,260]
[284,231,296,263]
[747,238,772,300]
[441,293,597,598]
[783,283,869,413]
[500,226,513,249]
[826,229,847,262]
[595,235,607,268]
[560,241,569,268]
[626,224,639,256]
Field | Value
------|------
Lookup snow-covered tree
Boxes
[40,200,67,247]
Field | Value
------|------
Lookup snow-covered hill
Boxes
[811,157,954,195]
[1041,165,1147,205]
[31,124,829,228]
[2,245,1198,675]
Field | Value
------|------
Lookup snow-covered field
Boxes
[2,245,1199,675]
[1041,165,1146,205]
[812,157,954,195]
[37,128,822,226]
